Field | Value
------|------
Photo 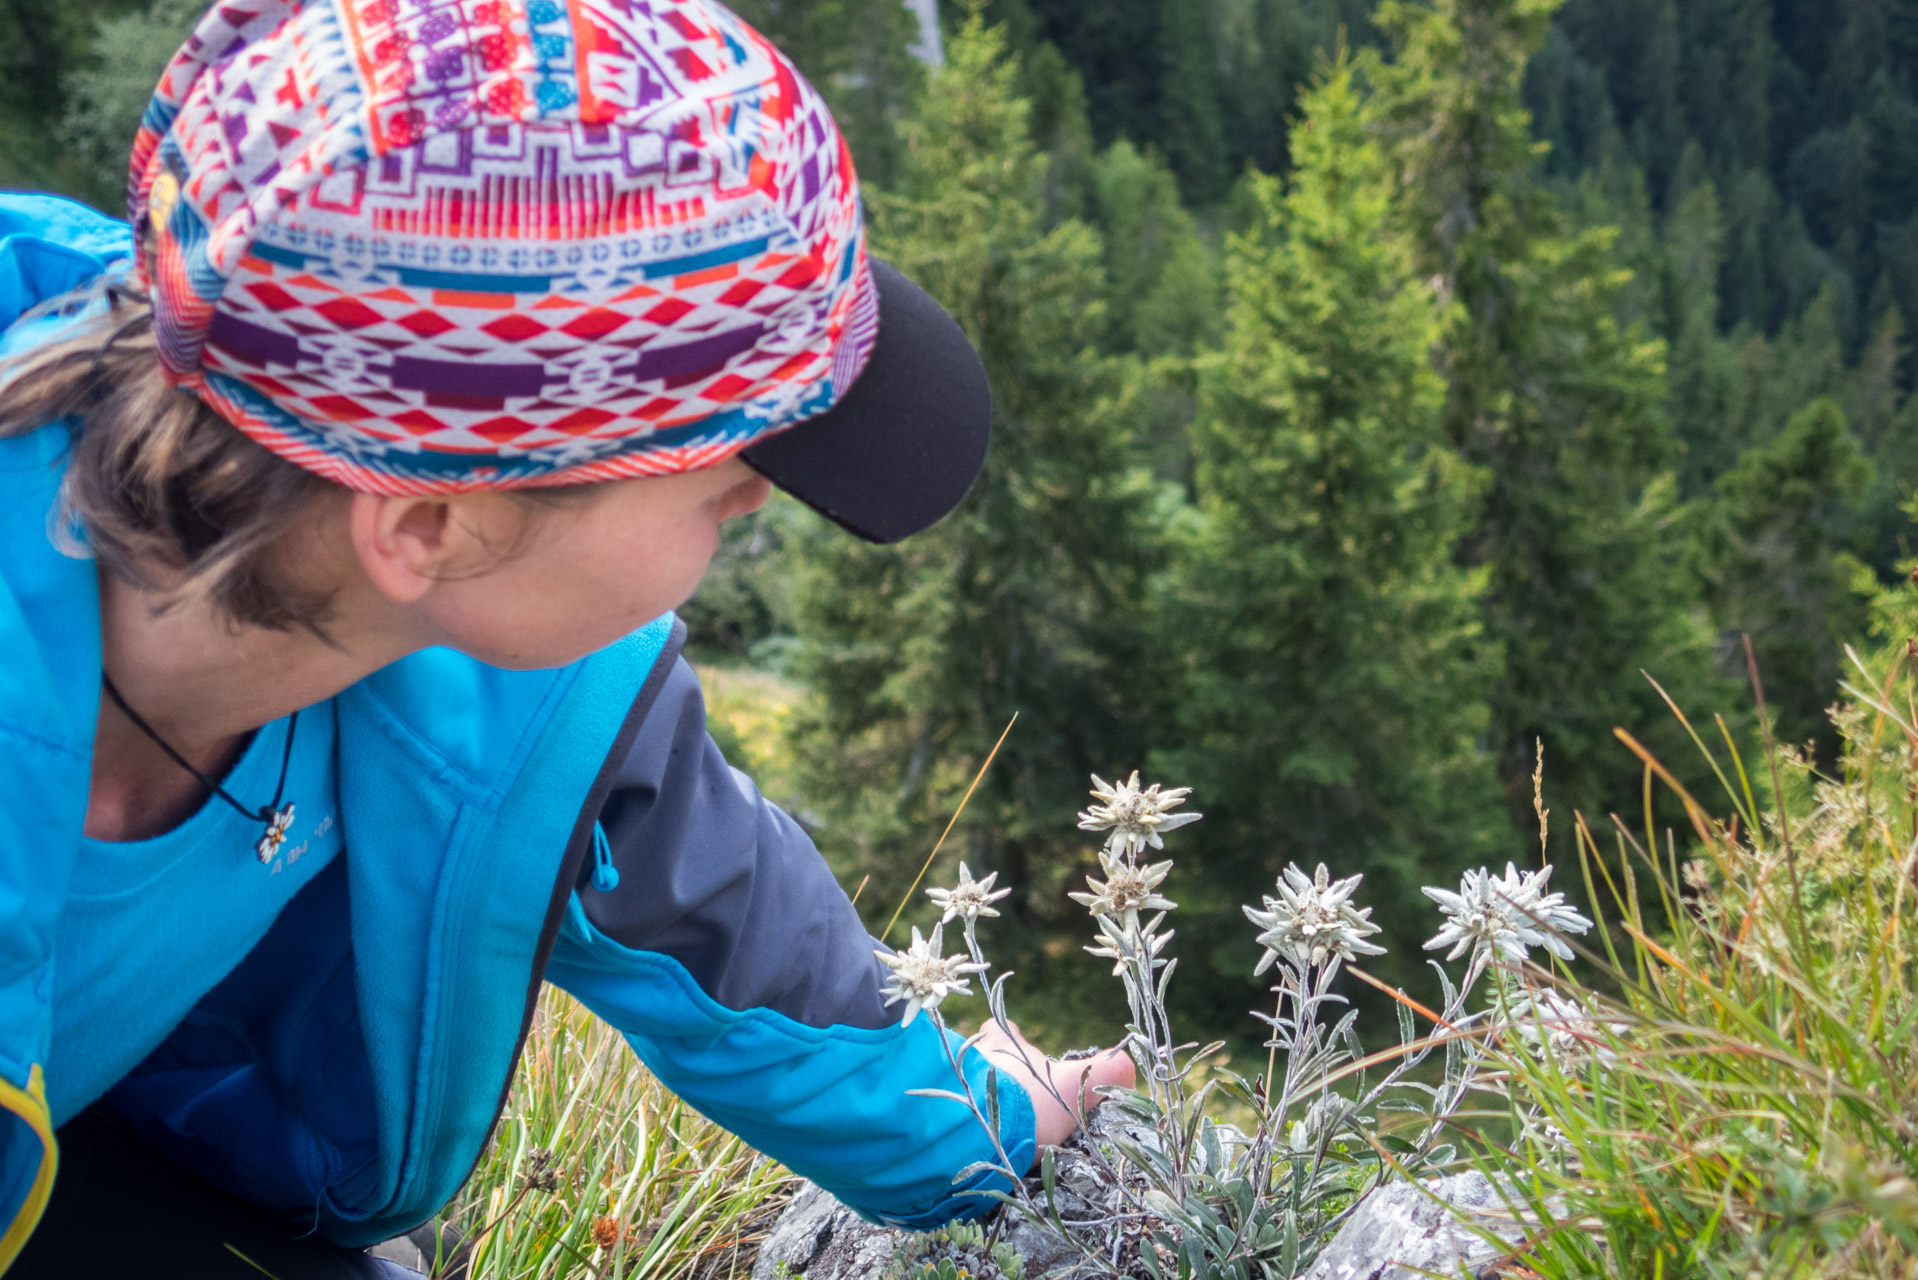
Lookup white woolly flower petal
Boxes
[1503,989,1628,1063]
[924,861,1012,925]
[875,925,986,1026]
[1076,771,1201,858]
[1072,851,1178,924]
[1248,862,1386,973]
[1422,863,1594,967]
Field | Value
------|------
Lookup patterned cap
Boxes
[128,0,877,494]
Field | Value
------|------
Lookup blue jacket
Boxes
[0,194,1032,1267]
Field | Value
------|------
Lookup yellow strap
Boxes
[0,1065,56,1271]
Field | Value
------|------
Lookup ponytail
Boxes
[0,292,340,633]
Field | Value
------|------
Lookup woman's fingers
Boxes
[968,1021,1136,1151]
[1039,1049,1134,1145]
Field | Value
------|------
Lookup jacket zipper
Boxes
[464,618,687,1191]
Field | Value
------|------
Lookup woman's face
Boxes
[369,457,773,670]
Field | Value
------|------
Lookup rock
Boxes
[1298,1172,1524,1280]
[751,1182,905,1280]
[365,1221,470,1279]
[752,1127,1525,1280]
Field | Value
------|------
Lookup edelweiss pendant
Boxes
[256,803,296,864]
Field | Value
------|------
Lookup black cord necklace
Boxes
[101,675,299,865]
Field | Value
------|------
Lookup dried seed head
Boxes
[517,1147,562,1193]
[592,1215,622,1250]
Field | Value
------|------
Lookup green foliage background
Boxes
[13,0,1916,1048]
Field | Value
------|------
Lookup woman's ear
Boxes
[346,493,460,605]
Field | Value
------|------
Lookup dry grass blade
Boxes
[881,712,1017,944]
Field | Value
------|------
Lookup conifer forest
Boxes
[7,0,1917,1054]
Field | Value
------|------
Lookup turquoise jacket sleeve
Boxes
[542,658,1035,1228]
[0,193,132,360]
[0,190,133,1268]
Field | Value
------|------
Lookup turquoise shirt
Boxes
[48,700,344,1126]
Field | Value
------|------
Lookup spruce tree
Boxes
[1006,0,1233,200]
[1083,140,1220,491]
[1366,0,1724,831]
[0,0,153,197]
[781,18,1173,935]
[1089,139,1220,358]
[1695,399,1875,757]
[1162,60,1505,978]
[1850,309,1918,577]
[1663,180,1743,493]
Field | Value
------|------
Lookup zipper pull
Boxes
[590,822,621,893]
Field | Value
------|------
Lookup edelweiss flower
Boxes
[1422,863,1594,965]
[1068,850,1176,925]
[1244,863,1386,973]
[1077,772,1200,858]
[874,925,986,1027]
[1503,988,1626,1063]
[925,862,1012,925]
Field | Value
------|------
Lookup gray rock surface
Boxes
[752,1107,1143,1280]
[753,1131,1522,1279]
[752,1181,905,1280]
[1298,1172,1521,1280]
[749,1178,1096,1280]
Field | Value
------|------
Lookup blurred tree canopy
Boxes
[15,0,1916,1039]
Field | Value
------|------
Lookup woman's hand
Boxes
[969,1020,1136,1154]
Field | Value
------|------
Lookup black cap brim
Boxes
[741,257,990,543]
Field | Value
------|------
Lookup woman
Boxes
[0,0,1130,1272]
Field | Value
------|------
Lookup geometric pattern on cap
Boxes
[127,0,876,493]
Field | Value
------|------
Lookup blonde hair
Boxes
[0,291,340,632]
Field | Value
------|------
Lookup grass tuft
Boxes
[1467,638,1918,1278]
[439,989,795,1280]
